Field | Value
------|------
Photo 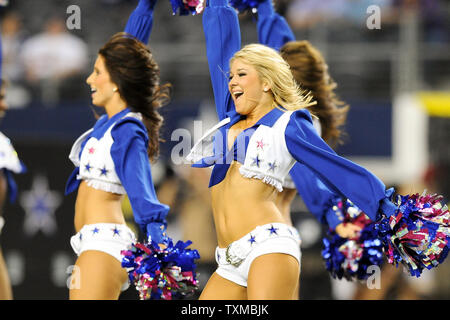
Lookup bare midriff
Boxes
[74,180,126,232]
[211,161,285,248]
[274,188,297,226]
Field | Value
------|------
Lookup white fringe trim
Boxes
[77,176,126,195]
[239,167,283,192]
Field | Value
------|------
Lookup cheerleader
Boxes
[65,0,171,299]
[0,15,26,299]
[185,0,448,299]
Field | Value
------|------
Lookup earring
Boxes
[264,88,269,92]
[113,88,118,92]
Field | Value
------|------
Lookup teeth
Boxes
[91,88,97,92]
[233,91,243,98]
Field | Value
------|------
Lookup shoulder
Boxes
[111,113,148,141]
[284,109,317,139]
[290,108,314,123]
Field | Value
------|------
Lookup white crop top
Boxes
[68,112,142,194]
[187,110,296,192]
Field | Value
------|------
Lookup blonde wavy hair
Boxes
[230,43,315,111]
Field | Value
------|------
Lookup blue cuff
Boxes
[379,198,397,218]
[146,222,168,244]
[257,0,274,16]
[325,205,344,230]
[378,187,397,218]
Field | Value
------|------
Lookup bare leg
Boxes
[247,253,300,300]
[199,272,247,300]
[0,173,12,300]
[0,248,12,300]
[293,278,299,300]
[69,250,128,300]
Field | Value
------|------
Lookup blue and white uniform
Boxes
[187,0,397,286]
[256,0,350,229]
[65,1,168,267]
[0,22,27,235]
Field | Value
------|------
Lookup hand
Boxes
[335,222,362,238]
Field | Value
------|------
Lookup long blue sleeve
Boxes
[203,0,241,120]
[110,118,169,231]
[124,0,155,44]
[257,0,295,51]
[285,109,397,221]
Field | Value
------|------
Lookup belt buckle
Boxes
[225,244,243,267]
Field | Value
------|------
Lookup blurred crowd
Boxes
[285,0,448,42]
[0,0,448,108]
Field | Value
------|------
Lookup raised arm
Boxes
[124,0,156,44]
[203,0,241,120]
[256,0,295,51]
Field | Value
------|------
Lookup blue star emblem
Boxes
[252,155,261,167]
[248,235,256,245]
[79,233,83,241]
[20,175,62,237]
[267,225,278,235]
[112,227,120,236]
[92,227,99,235]
[99,166,108,177]
[268,161,277,172]
[85,163,92,172]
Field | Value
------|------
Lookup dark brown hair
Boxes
[280,40,349,148]
[99,32,171,161]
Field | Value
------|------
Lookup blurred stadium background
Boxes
[0,0,449,299]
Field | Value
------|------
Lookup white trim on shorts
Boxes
[214,223,301,287]
[70,223,136,291]
[70,223,136,263]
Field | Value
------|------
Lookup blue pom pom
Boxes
[169,0,204,16]
[375,192,449,277]
[322,200,384,280]
[121,238,200,300]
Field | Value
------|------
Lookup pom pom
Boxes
[229,0,264,13]
[322,199,384,280]
[374,191,449,277]
[169,0,204,15]
[121,238,200,300]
